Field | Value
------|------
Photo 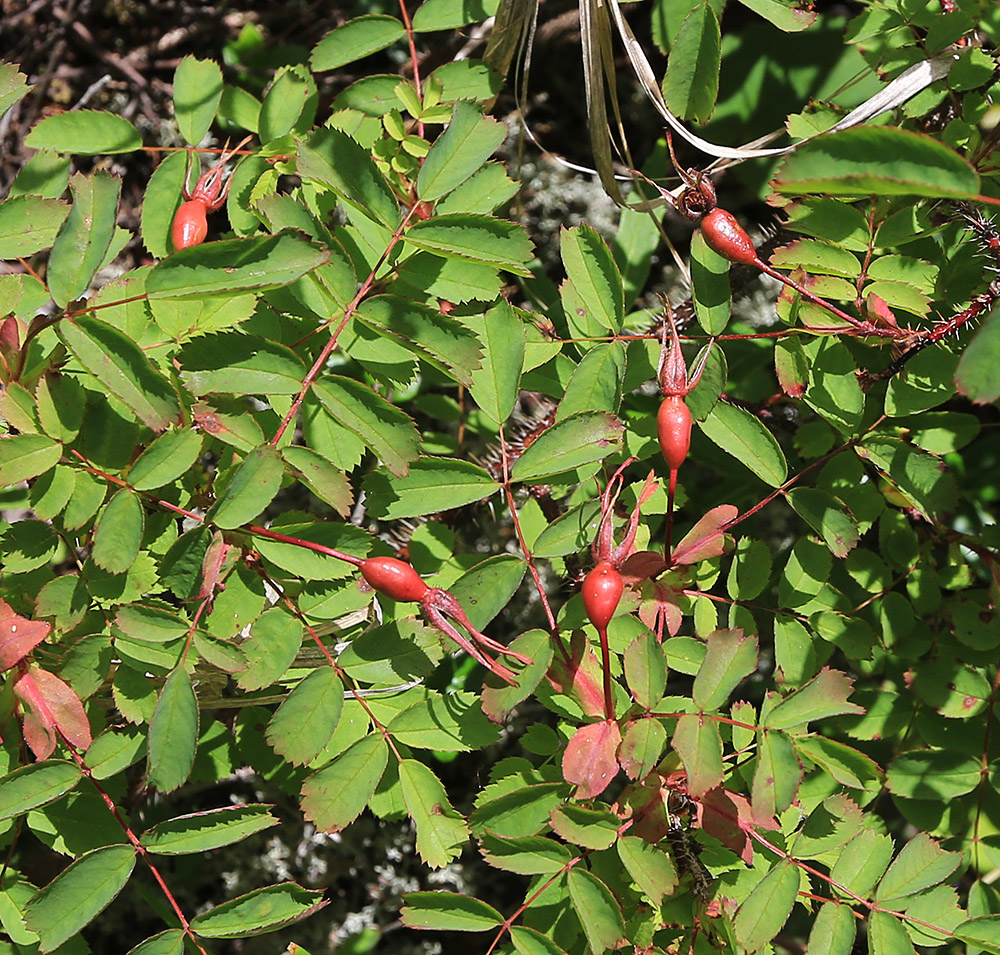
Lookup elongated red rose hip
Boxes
[360,557,428,602]
[700,208,760,267]
[583,561,624,633]
[172,199,210,250]
[657,395,692,473]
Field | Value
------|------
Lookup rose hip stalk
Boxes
[582,463,658,719]
[171,136,252,251]
[359,557,531,685]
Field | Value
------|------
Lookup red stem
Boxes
[64,740,209,955]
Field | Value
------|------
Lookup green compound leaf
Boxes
[209,445,284,530]
[173,56,223,146]
[363,456,497,520]
[0,196,69,259]
[311,15,405,71]
[141,805,279,855]
[58,315,181,431]
[561,224,625,336]
[510,411,624,483]
[25,110,142,154]
[623,631,667,710]
[400,892,503,931]
[736,0,816,30]
[699,400,787,487]
[867,910,916,955]
[0,62,31,121]
[856,436,957,522]
[125,929,184,955]
[467,299,525,426]
[265,668,343,766]
[388,692,499,753]
[690,230,731,335]
[92,489,144,575]
[178,334,305,396]
[403,214,534,275]
[510,926,572,955]
[128,429,204,491]
[481,628,554,725]
[692,628,758,712]
[875,833,962,903]
[0,761,81,822]
[663,2,721,123]
[298,126,400,229]
[48,171,120,308]
[0,434,62,487]
[478,833,573,875]
[418,100,507,201]
[566,868,626,954]
[618,835,678,906]
[786,488,860,559]
[550,804,619,850]
[753,730,801,820]
[24,844,136,953]
[148,667,199,794]
[147,233,329,298]
[469,783,566,839]
[557,341,626,421]
[733,859,800,953]
[808,902,856,955]
[188,882,326,938]
[280,446,353,517]
[301,734,388,833]
[399,758,469,868]
[886,750,982,800]
[237,608,303,691]
[773,127,979,199]
[764,668,863,731]
[954,916,1000,955]
[672,712,724,797]
[313,376,421,479]
[412,0,499,31]
[355,294,483,388]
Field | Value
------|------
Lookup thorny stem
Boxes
[64,740,210,955]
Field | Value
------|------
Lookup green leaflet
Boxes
[147,667,199,794]
[399,758,469,868]
[300,734,388,832]
[311,16,406,72]
[141,805,278,855]
[400,892,503,931]
[24,844,136,952]
[188,883,325,938]
[48,171,120,307]
[173,56,223,145]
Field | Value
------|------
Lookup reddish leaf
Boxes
[562,719,622,799]
[616,773,672,843]
[637,578,683,640]
[671,505,738,566]
[547,631,606,718]
[699,787,777,865]
[0,599,51,671]
[620,550,667,584]
[14,666,92,759]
